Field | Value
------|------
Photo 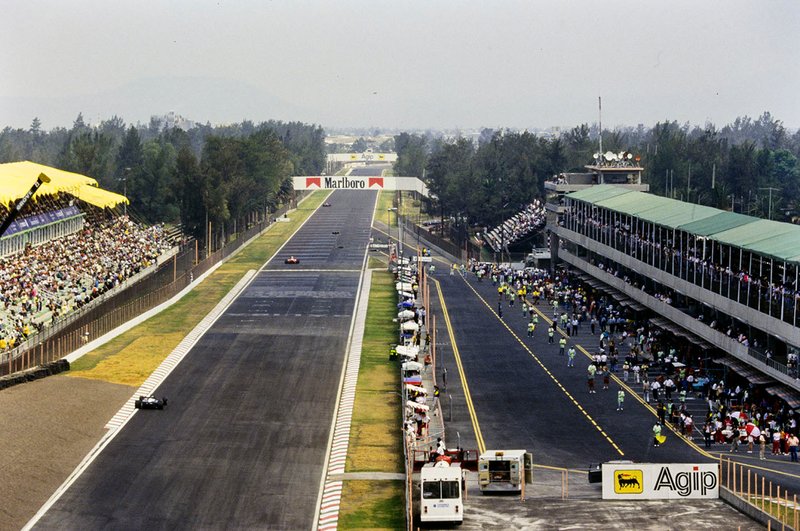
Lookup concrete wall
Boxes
[719,487,788,530]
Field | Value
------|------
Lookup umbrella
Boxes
[396,345,419,358]
[398,310,415,319]
[402,321,420,332]
[398,301,415,309]
[406,400,429,411]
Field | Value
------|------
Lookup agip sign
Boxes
[602,463,718,500]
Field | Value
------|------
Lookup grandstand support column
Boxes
[549,232,560,275]
[0,172,51,238]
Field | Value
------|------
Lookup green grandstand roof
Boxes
[566,185,800,263]
[712,220,800,261]
[678,212,756,236]
[566,185,632,203]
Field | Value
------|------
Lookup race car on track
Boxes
[134,395,168,410]
[285,256,300,264]
[322,202,332,207]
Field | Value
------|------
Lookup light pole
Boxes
[388,207,398,259]
[759,187,780,220]
[122,167,131,216]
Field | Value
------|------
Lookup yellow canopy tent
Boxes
[0,161,129,209]
[72,183,128,209]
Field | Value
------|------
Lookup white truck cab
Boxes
[420,460,463,524]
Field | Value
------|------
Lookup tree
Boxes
[72,113,87,131]
[29,117,42,137]
[394,133,428,177]
[350,137,369,153]
[132,139,178,222]
[58,130,116,188]
[425,137,476,244]
[173,145,204,239]
[565,124,593,171]
[378,137,395,152]
[115,126,144,194]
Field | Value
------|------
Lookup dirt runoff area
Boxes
[0,375,134,531]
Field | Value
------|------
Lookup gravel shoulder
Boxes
[0,375,134,531]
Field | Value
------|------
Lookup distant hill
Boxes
[0,77,316,129]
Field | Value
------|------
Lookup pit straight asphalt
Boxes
[31,190,378,530]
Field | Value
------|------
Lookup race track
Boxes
[32,190,377,530]
[432,271,712,467]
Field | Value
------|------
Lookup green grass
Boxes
[346,271,403,472]
[68,191,331,384]
[368,255,388,269]
[339,270,405,529]
[338,480,405,530]
[375,191,396,227]
[746,496,799,528]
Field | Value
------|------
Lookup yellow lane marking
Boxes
[432,278,487,454]
[525,302,715,459]
[457,277,624,456]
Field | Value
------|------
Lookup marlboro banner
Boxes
[293,176,428,196]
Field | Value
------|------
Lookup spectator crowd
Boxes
[0,214,173,351]
[465,259,800,458]
[482,200,546,253]
[565,206,800,328]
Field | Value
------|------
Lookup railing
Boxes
[720,456,798,529]
[401,216,481,261]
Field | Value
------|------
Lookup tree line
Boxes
[0,115,326,246]
[395,113,800,237]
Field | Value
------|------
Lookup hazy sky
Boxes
[2,0,798,131]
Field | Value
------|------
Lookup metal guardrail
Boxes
[720,456,798,529]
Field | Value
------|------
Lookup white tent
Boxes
[401,321,420,332]
[396,282,414,292]
[405,383,428,394]
[403,361,423,371]
[396,345,419,358]
[406,400,429,411]
[398,310,415,320]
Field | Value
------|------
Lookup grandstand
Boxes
[481,200,546,254]
[0,162,173,354]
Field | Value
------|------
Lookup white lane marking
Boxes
[23,271,258,531]
[313,191,378,531]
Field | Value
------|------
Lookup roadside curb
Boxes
[316,270,373,530]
